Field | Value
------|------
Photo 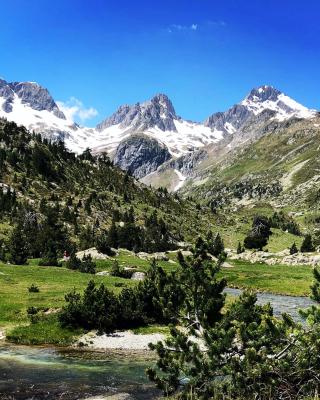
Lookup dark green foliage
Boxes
[0,119,213,257]
[66,253,96,274]
[237,241,245,254]
[60,259,181,332]
[28,283,40,293]
[244,215,272,250]
[207,232,225,257]
[39,240,59,266]
[269,211,301,235]
[59,280,119,333]
[79,254,96,274]
[289,242,298,255]
[95,231,116,255]
[300,234,315,253]
[147,244,320,399]
[8,224,28,265]
[109,260,133,278]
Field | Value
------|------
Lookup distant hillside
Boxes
[0,118,217,256]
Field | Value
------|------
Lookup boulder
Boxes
[131,272,146,281]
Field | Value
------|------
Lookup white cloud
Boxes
[57,97,98,122]
[168,23,198,33]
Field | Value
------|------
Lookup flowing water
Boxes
[224,288,316,322]
[0,291,316,399]
[0,345,159,399]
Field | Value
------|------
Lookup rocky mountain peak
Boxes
[96,93,177,132]
[245,85,282,103]
[148,93,177,117]
[0,78,65,119]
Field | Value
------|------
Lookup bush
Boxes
[28,284,40,293]
[59,261,180,333]
[290,242,298,255]
[66,253,96,274]
[95,233,116,256]
[110,260,134,278]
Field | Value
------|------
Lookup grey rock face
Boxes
[0,78,65,119]
[168,149,208,176]
[205,86,285,133]
[246,85,281,103]
[205,104,253,132]
[97,93,178,132]
[113,134,171,179]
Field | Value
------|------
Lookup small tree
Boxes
[237,241,244,254]
[300,234,315,253]
[290,242,298,255]
[39,240,59,266]
[79,254,96,274]
[8,225,28,265]
[212,233,224,257]
[244,215,272,250]
[96,231,115,256]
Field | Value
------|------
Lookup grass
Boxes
[221,259,313,296]
[131,325,171,335]
[0,261,136,329]
[6,314,83,346]
[0,249,315,346]
[0,252,175,345]
[94,249,177,273]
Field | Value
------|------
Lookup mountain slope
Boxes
[182,115,320,212]
[0,118,219,249]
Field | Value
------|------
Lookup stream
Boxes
[224,288,316,322]
[0,290,316,399]
[0,345,159,399]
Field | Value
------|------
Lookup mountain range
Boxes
[0,77,319,199]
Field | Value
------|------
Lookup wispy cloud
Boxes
[168,23,198,33]
[167,20,226,33]
[207,20,227,27]
[57,97,98,122]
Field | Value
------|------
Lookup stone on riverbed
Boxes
[82,393,133,400]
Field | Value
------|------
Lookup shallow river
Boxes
[0,345,159,399]
[0,290,316,399]
[224,288,316,322]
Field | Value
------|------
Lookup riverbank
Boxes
[76,330,165,351]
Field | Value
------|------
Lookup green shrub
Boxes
[28,284,40,293]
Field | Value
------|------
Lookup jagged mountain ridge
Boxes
[0,78,317,187]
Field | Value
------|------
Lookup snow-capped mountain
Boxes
[93,93,224,158]
[204,85,316,134]
[0,78,317,186]
[0,79,95,152]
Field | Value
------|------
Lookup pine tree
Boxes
[290,242,298,255]
[237,241,244,254]
[9,225,28,265]
[108,221,119,248]
[300,234,315,253]
[212,232,224,257]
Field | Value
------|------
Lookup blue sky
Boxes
[1,0,320,126]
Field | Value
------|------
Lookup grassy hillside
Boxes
[182,116,320,245]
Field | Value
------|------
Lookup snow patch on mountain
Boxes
[174,169,187,191]
[241,86,316,121]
